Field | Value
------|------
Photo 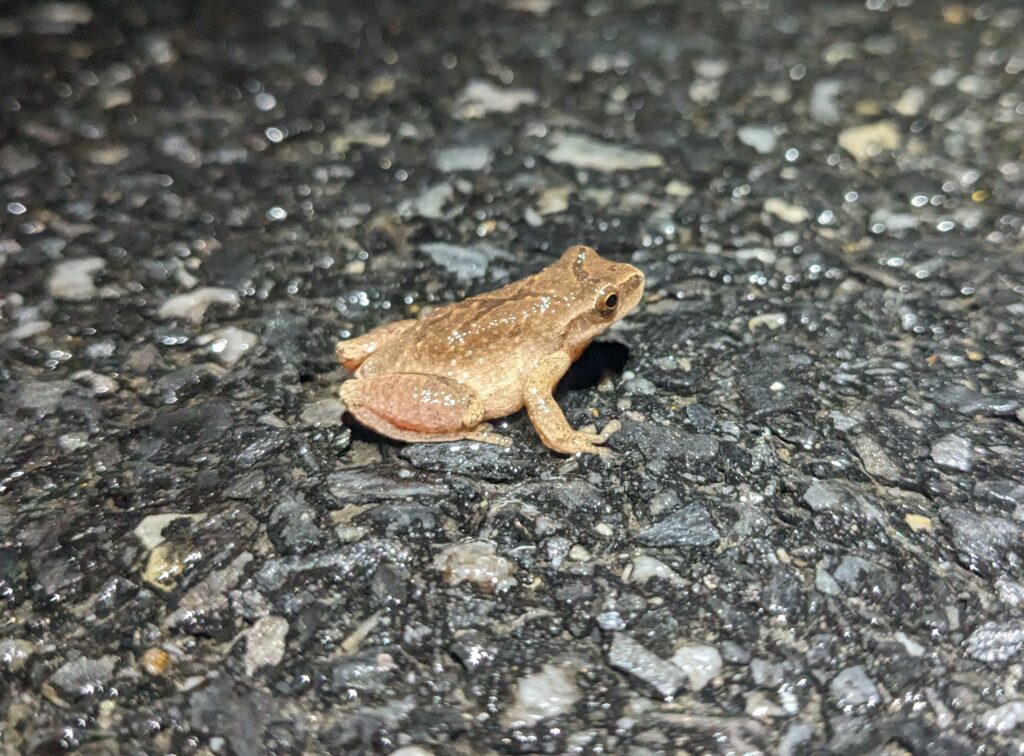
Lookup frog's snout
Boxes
[627,271,645,294]
[621,270,645,312]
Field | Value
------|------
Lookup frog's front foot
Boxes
[524,352,625,456]
[560,436,613,456]
[541,420,621,456]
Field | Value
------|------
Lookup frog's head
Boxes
[559,245,645,344]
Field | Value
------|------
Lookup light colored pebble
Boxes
[141,647,171,676]
[815,565,841,596]
[748,313,788,332]
[72,369,119,396]
[597,611,626,631]
[838,120,901,162]
[32,2,94,26]
[158,287,239,324]
[850,434,902,482]
[930,433,973,472]
[300,398,345,427]
[133,513,206,551]
[745,690,787,719]
[8,319,51,341]
[243,616,289,675]
[546,133,663,171]
[964,621,1024,663]
[568,544,591,562]
[433,541,517,594]
[894,631,925,657]
[809,79,842,124]
[773,230,800,247]
[894,86,927,116]
[420,242,510,282]
[689,77,720,105]
[58,432,89,451]
[870,207,920,232]
[737,125,777,154]
[905,514,932,532]
[455,79,537,118]
[981,701,1024,733]
[669,644,722,692]
[996,577,1024,608]
[434,145,493,172]
[764,198,809,223]
[665,180,694,198]
[401,182,454,220]
[736,247,777,265]
[142,545,186,590]
[694,59,729,78]
[503,663,580,727]
[779,721,815,756]
[48,257,105,301]
[536,186,571,215]
[830,665,880,708]
[626,555,684,584]
[0,639,32,671]
[607,633,686,700]
[197,326,258,366]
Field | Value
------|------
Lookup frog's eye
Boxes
[596,288,620,317]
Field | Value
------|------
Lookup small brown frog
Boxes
[337,245,644,454]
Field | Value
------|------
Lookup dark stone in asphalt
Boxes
[268,492,325,556]
[638,503,720,549]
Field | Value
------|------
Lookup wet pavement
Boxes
[2,0,1024,753]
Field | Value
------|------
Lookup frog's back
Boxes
[359,272,573,400]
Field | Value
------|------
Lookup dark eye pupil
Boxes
[605,294,618,309]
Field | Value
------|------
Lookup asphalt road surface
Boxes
[2,0,1023,753]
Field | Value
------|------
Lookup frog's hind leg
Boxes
[335,319,416,371]
[339,373,511,446]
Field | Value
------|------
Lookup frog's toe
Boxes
[546,432,615,456]
[464,426,513,447]
[570,420,621,446]
[594,419,621,443]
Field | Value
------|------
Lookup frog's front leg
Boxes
[339,373,511,446]
[524,351,621,455]
[335,319,416,371]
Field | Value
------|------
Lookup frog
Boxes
[336,245,645,455]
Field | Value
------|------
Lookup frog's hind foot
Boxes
[462,423,513,447]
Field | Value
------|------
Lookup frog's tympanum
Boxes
[337,245,645,455]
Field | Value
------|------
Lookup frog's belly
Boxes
[473,372,527,418]
[440,365,527,418]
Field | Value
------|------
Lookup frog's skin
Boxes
[337,245,645,455]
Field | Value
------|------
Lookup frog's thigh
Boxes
[340,373,494,442]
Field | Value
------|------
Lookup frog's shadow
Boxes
[559,340,631,392]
